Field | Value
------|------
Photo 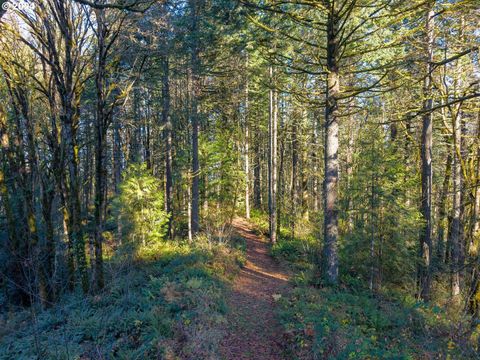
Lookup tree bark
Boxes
[130,88,142,163]
[467,113,480,315]
[471,112,480,241]
[321,8,340,285]
[253,120,262,209]
[291,110,298,237]
[40,178,56,305]
[436,152,451,264]
[451,110,462,297]
[312,111,320,213]
[189,0,200,236]
[245,53,251,219]
[93,9,107,291]
[268,65,278,244]
[418,6,435,301]
[161,51,173,238]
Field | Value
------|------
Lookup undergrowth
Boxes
[0,238,243,360]
[250,209,479,359]
[279,284,477,359]
[250,209,319,273]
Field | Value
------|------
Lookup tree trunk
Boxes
[291,112,298,237]
[467,113,480,315]
[93,112,106,291]
[189,0,200,236]
[113,114,122,194]
[369,173,377,292]
[436,152,452,264]
[321,8,340,285]
[161,53,173,238]
[245,54,251,219]
[418,6,435,301]
[253,120,262,209]
[7,78,48,304]
[451,110,462,297]
[92,9,110,291]
[63,115,88,292]
[0,108,30,305]
[268,65,278,244]
[131,88,143,163]
[40,179,56,305]
[312,111,320,213]
[471,112,480,241]
[345,115,354,229]
[113,111,123,244]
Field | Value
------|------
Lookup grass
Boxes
[0,238,243,360]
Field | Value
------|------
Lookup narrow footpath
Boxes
[219,218,291,360]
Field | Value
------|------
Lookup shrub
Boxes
[279,285,477,359]
[112,163,169,249]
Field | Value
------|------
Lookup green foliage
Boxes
[0,239,243,359]
[200,121,242,213]
[279,285,476,359]
[249,209,269,236]
[112,163,169,248]
[339,123,421,289]
[271,233,319,273]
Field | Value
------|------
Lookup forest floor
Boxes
[2,215,477,359]
[219,217,291,360]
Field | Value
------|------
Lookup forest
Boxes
[0,0,479,359]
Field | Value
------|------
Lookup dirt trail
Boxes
[219,217,291,360]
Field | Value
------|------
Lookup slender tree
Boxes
[418,3,435,301]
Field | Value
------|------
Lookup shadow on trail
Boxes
[220,218,291,360]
